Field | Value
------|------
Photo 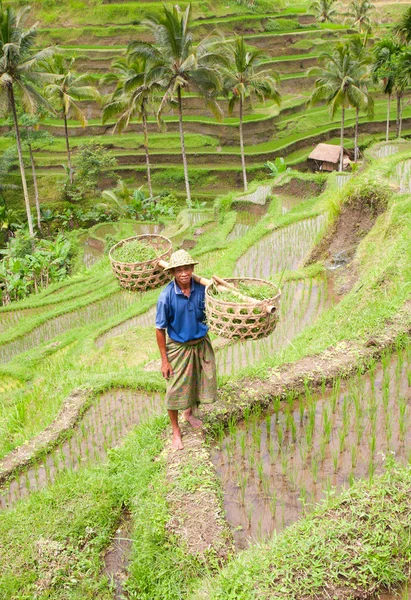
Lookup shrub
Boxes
[264,18,301,31]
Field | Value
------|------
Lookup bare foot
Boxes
[171,429,184,450]
[182,409,203,429]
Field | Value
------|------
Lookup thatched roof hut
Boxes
[308,143,351,172]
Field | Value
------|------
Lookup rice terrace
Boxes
[2,0,411,596]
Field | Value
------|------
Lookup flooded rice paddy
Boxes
[237,184,272,205]
[335,174,352,189]
[393,159,411,194]
[0,388,165,509]
[374,144,398,159]
[211,346,411,548]
[234,215,325,279]
[0,291,137,364]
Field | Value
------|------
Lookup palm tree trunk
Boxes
[399,94,404,138]
[386,93,391,142]
[354,106,359,163]
[396,91,401,138]
[239,96,248,192]
[63,112,73,185]
[27,138,41,231]
[142,102,153,200]
[8,84,34,237]
[339,107,345,172]
[177,86,191,204]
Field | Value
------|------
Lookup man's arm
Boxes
[156,328,173,379]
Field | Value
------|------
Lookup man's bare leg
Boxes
[182,407,203,429]
[168,409,183,450]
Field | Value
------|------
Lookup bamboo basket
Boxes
[205,277,281,340]
[109,234,172,291]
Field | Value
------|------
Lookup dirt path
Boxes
[164,426,233,559]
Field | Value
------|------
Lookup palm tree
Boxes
[223,36,280,191]
[102,56,162,199]
[43,55,100,185]
[372,39,402,140]
[128,4,224,203]
[345,0,375,35]
[5,113,53,230]
[396,48,411,137]
[309,44,367,171]
[0,5,55,237]
[310,0,339,23]
[348,37,374,162]
[394,6,411,45]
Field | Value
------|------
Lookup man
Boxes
[155,249,217,450]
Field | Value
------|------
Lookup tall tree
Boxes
[102,56,162,199]
[0,5,55,237]
[309,44,367,171]
[372,39,402,140]
[348,37,374,162]
[310,0,339,23]
[128,4,224,203]
[43,55,100,185]
[223,36,280,192]
[345,0,375,35]
[394,6,411,45]
[5,113,54,230]
[396,48,411,138]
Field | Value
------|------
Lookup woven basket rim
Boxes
[109,234,172,267]
[206,277,281,308]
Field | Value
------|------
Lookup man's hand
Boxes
[161,360,173,380]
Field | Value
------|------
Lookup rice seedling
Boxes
[311,454,319,484]
[239,475,247,506]
[398,396,407,442]
[351,444,358,469]
[240,432,246,459]
[298,396,305,424]
[252,426,262,452]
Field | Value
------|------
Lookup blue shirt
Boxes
[156,278,208,343]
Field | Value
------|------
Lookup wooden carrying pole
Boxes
[157,260,277,315]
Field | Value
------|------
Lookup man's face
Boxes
[173,264,194,288]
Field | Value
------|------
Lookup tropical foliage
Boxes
[102,56,162,199]
[0,5,55,237]
[43,55,100,185]
[309,43,372,170]
[310,0,339,23]
[223,36,280,191]
[0,231,74,304]
[128,4,224,203]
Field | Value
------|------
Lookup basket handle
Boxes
[157,260,277,315]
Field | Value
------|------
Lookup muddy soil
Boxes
[308,197,385,267]
[274,177,325,199]
[212,350,411,547]
[104,509,133,600]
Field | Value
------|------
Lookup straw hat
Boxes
[163,249,198,271]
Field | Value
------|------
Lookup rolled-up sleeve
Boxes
[156,298,169,330]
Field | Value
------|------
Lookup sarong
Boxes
[165,334,217,411]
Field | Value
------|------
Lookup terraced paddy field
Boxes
[1,0,410,216]
[2,145,411,598]
[2,0,411,591]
